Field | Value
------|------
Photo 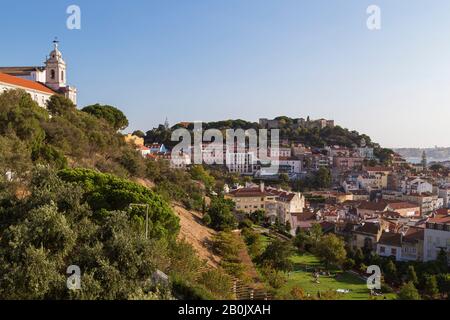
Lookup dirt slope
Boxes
[172,203,221,268]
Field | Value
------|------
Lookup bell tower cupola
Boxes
[45,38,67,91]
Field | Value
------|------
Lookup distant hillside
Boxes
[145,116,393,163]
[149,116,382,149]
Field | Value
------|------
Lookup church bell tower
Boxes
[45,38,67,91]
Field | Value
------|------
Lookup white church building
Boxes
[0,40,77,107]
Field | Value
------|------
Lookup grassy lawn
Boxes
[260,234,272,250]
[277,253,397,300]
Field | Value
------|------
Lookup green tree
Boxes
[242,228,264,259]
[258,239,294,272]
[57,168,179,239]
[424,275,439,298]
[406,265,419,286]
[308,223,323,249]
[437,248,449,272]
[353,248,365,267]
[46,94,76,116]
[132,130,146,138]
[384,260,398,284]
[82,104,129,131]
[397,282,421,300]
[250,210,265,225]
[190,165,215,190]
[343,258,355,271]
[206,197,237,231]
[293,229,309,252]
[315,234,347,269]
[314,167,332,189]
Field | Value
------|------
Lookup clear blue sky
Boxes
[1,0,450,148]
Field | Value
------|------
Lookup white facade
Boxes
[424,217,450,263]
[226,152,255,174]
[357,147,375,160]
[271,158,302,175]
[438,186,450,208]
[170,153,191,169]
[401,178,433,195]
[0,82,53,108]
[269,147,292,158]
[377,243,402,261]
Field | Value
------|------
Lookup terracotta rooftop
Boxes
[378,232,402,247]
[403,227,424,243]
[0,72,55,95]
[357,200,389,211]
[229,186,297,201]
[364,166,391,172]
[387,201,420,210]
[428,215,450,224]
[354,222,381,235]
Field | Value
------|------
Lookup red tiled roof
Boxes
[364,166,391,172]
[429,215,450,224]
[435,208,450,216]
[357,201,389,211]
[0,72,55,95]
[229,186,297,201]
[403,227,424,243]
[378,232,402,247]
[354,222,381,235]
[387,201,420,210]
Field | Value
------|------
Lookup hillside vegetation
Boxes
[0,89,232,300]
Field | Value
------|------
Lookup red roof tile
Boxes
[0,72,55,95]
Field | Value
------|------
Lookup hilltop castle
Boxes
[0,40,77,107]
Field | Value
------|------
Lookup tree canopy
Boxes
[82,104,129,131]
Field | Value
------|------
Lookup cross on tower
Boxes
[53,37,59,49]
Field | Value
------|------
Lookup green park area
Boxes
[277,253,397,300]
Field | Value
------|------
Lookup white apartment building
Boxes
[401,177,433,195]
[226,152,256,175]
[424,215,450,263]
[226,184,305,235]
[438,185,450,208]
[269,147,292,158]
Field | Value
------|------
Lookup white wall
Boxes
[0,83,52,108]
[377,244,402,261]
[424,228,450,262]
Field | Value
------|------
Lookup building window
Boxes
[391,248,397,255]
[61,71,64,81]
[380,246,385,254]
[51,69,55,80]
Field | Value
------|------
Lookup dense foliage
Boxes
[57,168,180,239]
[0,168,231,299]
[0,90,144,180]
[0,90,234,300]
[82,104,129,131]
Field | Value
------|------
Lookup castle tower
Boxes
[45,39,67,91]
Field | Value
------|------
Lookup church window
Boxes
[61,71,64,81]
[51,69,55,79]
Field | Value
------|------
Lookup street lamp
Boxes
[129,203,149,239]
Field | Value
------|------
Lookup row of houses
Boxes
[225,181,450,264]
[225,183,306,235]
[344,211,450,263]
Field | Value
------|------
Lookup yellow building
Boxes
[124,133,144,147]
